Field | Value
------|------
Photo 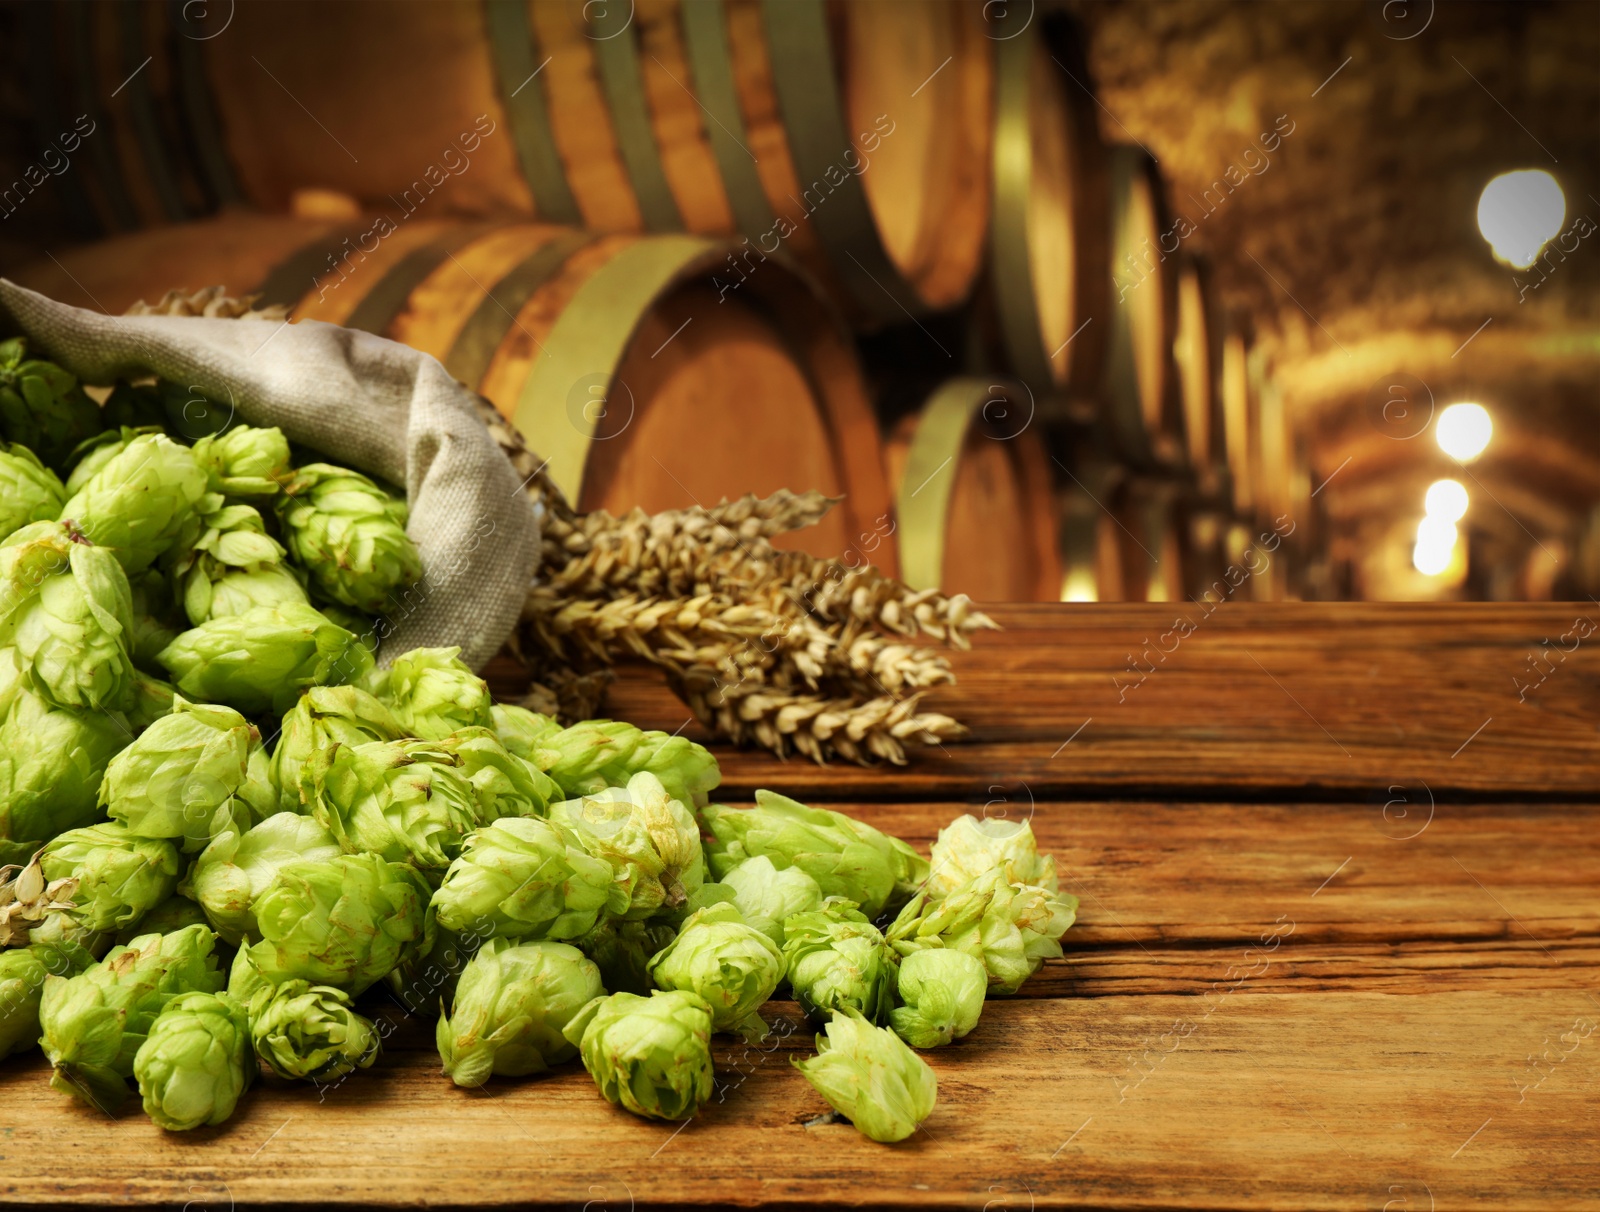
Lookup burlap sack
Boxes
[0,280,538,672]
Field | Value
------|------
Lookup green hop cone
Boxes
[886,868,1078,995]
[100,696,259,852]
[0,687,128,866]
[0,338,102,471]
[926,814,1057,898]
[276,463,422,613]
[720,855,823,948]
[553,771,705,919]
[190,423,292,497]
[316,603,379,653]
[490,703,561,762]
[702,790,928,920]
[437,726,557,821]
[63,426,164,496]
[29,822,183,942]
[365,645,492,740]
[794,1009,938,1143]
[38,923,225,1111]
[156,602,375,716]
[0,442,65,536]
[58,433,209,573]
[888,949,986,1049]
[0,521,137,712]
[170,503,308,625]
[269,685,405,813]
[246,852,432,995]
[782,898,898,1025]
[563,990,715,1122]
[133,990,252,1130]
[306,739,483,872]
[101,381,167,431]
[248,978,379,1082]
[647,902,783,1039]
[570,917,676,997]
[535,719,721,810]
[431,816,612,941]
[186,812,341,946]
[0,941,94,1059]
[437,938,604,1086]
[114,893,208,947]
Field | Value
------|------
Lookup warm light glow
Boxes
[1477,170,1565,268]
[1061,568,1098,603]
[1424,478,1469,522]
[1413,514,1459,577]
[1436,403,1492,462]
[1412,540,1453,577]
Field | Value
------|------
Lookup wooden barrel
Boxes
[883,379,1059,602]
[1115,477,1189,603]
[1219,317,1256,517]
[1103,146,1184,470]
[39,0,993,324]
[16,214,895,570]
[987,8,1108,396]
[1058,466,1127,603]
[1173,255,1228,502]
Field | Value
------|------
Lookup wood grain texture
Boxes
[521,603,1600,798]
[8,608,1597,1208]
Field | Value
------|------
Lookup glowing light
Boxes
[1424,478,1469,522]
[1436,403,1492,462]
[1061,568,1098,603]
[1413,514,1459,577]
[1477,170,1565,268]
[1412,541,1453,577]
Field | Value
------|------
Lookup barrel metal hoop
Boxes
[482,0,582,225]
[117,0,190,223]
[256,222,381,311]
[590,10,684,233]
[515,234,721,504]
[896,377,1006,592]
[758,0,918,324]
[342,223,500,339]
[678,0,775,239]
[444,229,596,391]
[67,2,140,232]
[168,0,243,208]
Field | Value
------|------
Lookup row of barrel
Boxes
[16,0,1311,601]
[17,210,1310,604]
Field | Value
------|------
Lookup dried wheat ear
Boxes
[474,394,996,765]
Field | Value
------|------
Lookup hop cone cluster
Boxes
[277,463,421,613]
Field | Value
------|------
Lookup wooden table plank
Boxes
[4,992,1595,1209]
[521,603,1600,798]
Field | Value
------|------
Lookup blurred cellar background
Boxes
[0,0,1594,603]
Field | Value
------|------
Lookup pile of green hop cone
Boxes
[0,336,1077,1141]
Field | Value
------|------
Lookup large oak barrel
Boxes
[1173,255,1228,501]
[36,0,993,324]
[15,214,895,569]
[883,379,1060,602]
[986,8,1108,397]
[1114,476,1189,603]
[1219,317,1256,517]
[1103,146,1184,470]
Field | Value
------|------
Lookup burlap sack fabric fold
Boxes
[0,280,539,672]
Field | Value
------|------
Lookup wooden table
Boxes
[5,604,1597,1209]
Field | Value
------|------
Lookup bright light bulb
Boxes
[1413,540,1453,576]
[1061,568,1098,603]
[1436,403,1492,462]
[1477,170,1565,268]
[1424,478,1468,522]
[1416,515,1458,550]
